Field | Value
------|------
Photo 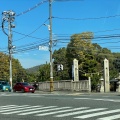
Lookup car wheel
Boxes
[32,91,34,93]
[21,89,25,93]
[9,90,11,92]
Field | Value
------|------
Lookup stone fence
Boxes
[36,80,91,92]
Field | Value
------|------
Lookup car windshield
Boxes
[21,82,29,86]
[1,82,9,85]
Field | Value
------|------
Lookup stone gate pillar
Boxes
[88,77,91,92]
[100,77,104,93]
[72,59,79,81]
[104,58,110,92]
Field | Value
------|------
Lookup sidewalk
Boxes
[35,90,120,96]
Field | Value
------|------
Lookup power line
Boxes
[93,28,120,34]
[16,0,48,17]
[11,33,120,51]
[48,27,120,37]
[12,30,49,42]
[55,33,120,40]
[15,38,49,49]
[13,18,49,42]
[53,14,120,21]
[0,37,49,53]
[14,42,49,54]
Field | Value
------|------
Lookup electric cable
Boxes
[16,0,48,17]
[13,18,49,42]
[53,14,120,21]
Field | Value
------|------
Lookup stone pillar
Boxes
[104,58,110,92]
[88,77,91,92]
[73,59,79,81]
[100,77,104,93]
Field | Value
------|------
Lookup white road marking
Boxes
[98,114,120,120]
[56,108,107,117]
[0,105,18,108]
[0,104,120,120]
[18,107,71,115]
[74,109,120,119]
[0,105,30,110]
[36,107,89,116]
[0,105,36,112]
[0,93,44,97]
[2,106,56,114]
[75,98,120,102]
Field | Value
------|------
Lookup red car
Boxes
[13,82,35,93]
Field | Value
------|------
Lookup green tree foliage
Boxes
[65,32,118,87]
[66,32,96,79]
[53,47,70,80]
[24,31,120,90]
[0,52,27,83]
[66,32,94,64]
[37,64,50,82]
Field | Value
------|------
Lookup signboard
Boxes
[39,46,48,51]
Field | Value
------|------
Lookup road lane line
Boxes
[75,109,120,119]
[36,107,89,116]
[2,105,45,114]
[0,105,30,110]
[0,105,18,109]
[56,108,107,117]
[0,105,39,113]
[18,107,71,115]
[75,98,120,102]
[98,114,120,120]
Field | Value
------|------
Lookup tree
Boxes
[26,31,119,91]
[53,47,70,80]
[66,32,95,79]
[0,52,27,83]
[37,64,50,82]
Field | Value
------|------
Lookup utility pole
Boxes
[8,16,13,89]
[2,10,15,90]
[49,0,53,92]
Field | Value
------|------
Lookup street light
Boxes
[2,10,16,90]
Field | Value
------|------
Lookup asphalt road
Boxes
[0,91,120,120]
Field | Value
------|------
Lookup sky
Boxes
[0,0,120,68]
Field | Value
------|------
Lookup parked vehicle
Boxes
[13,82,35,93]
[0,81,11,92]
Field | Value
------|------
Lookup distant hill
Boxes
[26,65,41,73]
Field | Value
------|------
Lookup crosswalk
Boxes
[0,105,120,119]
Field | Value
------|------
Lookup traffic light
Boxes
[57,64,63,71]
[60,64,63,70]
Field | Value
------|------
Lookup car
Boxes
[0,81,11,92]
[13,82,35,93]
